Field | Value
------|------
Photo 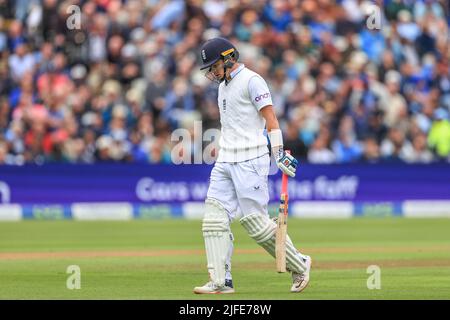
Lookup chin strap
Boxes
[223,65,233,85]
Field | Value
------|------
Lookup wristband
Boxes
[268,129,283,148]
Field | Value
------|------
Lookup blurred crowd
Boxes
[0,0,449,165]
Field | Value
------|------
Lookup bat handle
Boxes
[281,172,288,194]
[281,150,290,194]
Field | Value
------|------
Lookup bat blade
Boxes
[276,173,289,273]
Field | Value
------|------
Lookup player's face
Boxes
[206,60,225,83]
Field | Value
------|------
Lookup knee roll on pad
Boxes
[202,198,232,287]
[239,213,276,244]
[240,213,306,274]
[239,213,276,259]
[202,198,229,232]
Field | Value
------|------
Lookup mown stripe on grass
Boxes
[1,244,450,260]
[237,259,450,270]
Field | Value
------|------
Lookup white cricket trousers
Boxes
[207,153,271,221]
[206,153,271,281]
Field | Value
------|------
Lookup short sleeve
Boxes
[248,75,273,111]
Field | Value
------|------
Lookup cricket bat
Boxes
[275,153,290,273]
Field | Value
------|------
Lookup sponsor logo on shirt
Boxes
[255,92,270,102]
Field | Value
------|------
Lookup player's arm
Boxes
[260,106,298,177]
[248,75,298,177]
[260,104,279,133]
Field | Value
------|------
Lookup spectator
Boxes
[88,13,109,63]
[308,135,336,164]
[428,108,450,160]
[262,0,293,33]
[162,77,195,128]
[203,0,227,29]
[361,136,381,163]
[405,131,435,163]
[0,139,10,164]
[8,42,35,82]
[332,116,363,163]
[332,132,363,163]
[380,127,414,162]
[0,16,7,52]
[235,9,263,42]
[379,71,408,129]
[396,10,421,43]
[0,96,10,130]
[359,27,385,65]
[148,136,171,164]
[283,121,307,162]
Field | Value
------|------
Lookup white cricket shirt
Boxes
[216,64,273,162]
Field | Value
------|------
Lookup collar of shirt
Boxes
[225,64,245,85]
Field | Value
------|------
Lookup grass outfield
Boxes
[0,218,450,299]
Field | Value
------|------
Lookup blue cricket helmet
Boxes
[199,37,239,70]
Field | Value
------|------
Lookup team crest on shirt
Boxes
[222,99,226,112]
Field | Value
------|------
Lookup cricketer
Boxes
[193,37,312,294]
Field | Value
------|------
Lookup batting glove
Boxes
[275,150,298,177]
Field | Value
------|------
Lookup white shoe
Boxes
[193,280,235,294]
[291,255,312,293]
